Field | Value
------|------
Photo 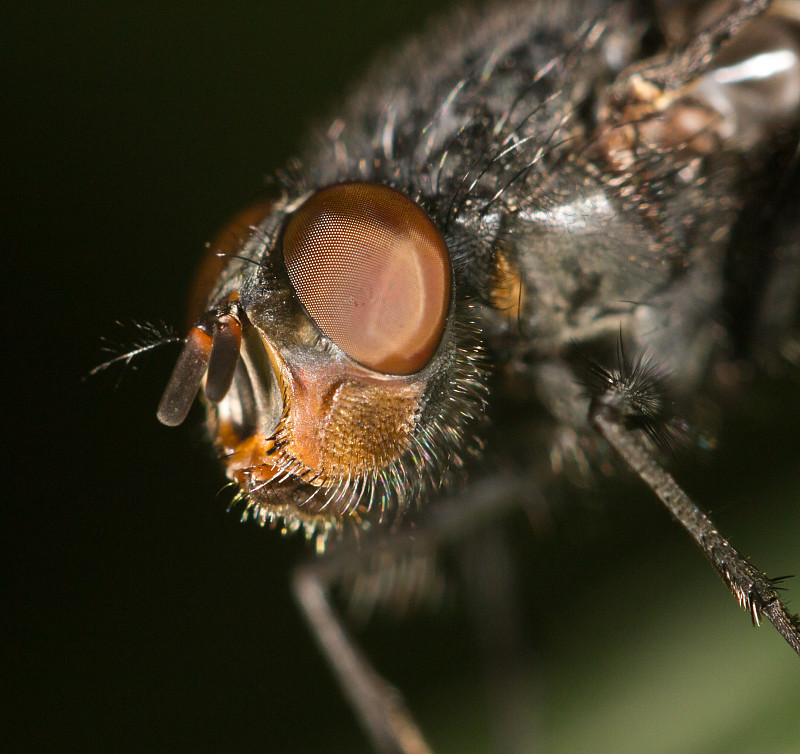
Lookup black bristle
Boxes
[577,337,687,453]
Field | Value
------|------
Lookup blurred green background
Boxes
[5,1,799,751]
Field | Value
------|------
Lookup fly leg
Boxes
[291,471,540,754]
[292,563,432,754]
[588,368,800,655]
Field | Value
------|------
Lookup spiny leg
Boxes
[588,363,800,656]
[291,471,541,754]
[292,565,432,754]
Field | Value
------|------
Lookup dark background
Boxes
[5,1,800,751]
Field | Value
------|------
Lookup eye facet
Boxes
[282,182,451,375]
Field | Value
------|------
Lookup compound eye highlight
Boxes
[282,182,451,375]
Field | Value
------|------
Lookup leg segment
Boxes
[291,471,538,753]
[590,385,800,655]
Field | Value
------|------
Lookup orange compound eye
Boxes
[186,199,273,326]
[282,182,451,375]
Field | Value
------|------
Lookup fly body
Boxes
[139,0,800,750]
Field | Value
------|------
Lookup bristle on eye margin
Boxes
[156,326,213,427]
[205,314,242,403]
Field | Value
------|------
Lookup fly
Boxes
[100,0,800,750]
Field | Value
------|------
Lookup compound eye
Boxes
[282,182,451,375]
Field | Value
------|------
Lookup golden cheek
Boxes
[320,380,423,474]
[285,378,425,481]
[211,366,425,491]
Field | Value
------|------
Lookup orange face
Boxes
[156,181,486,546]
